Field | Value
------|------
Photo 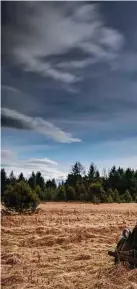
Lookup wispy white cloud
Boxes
[1,149,17,165]
[1,85,20,94]
[1,149,67,181]
[57,58,97,69]
[2,108,81,143]
[23,60,79,84]
[28,158,58,166]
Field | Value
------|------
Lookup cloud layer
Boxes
[1,108,81,143]
[2,2,124,85]
[1,149,67,181]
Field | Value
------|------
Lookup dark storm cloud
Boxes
[2,2,124,81]
[100,2,137,48]
[1,1,137,143]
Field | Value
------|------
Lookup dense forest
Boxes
[1,162,137,206]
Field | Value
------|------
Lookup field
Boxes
[1,202,137,289]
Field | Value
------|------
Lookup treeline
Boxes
[1,162,137,204]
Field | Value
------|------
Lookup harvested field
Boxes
[1,202,137,289]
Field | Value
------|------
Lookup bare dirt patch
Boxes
[1,202,137,288]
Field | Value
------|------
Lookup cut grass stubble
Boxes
[1,202,137,289]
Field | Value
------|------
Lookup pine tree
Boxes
[18,172,25,182]
[36,171,45,191]
[28,172,36,190]
[113,188,121,203]
[56,186,66,201]
[107,188,114,203]
[79,184,87,201]
[1,168,7,199]
[65,185,75,201]
[9,171,16,185]
[123,190,133,203]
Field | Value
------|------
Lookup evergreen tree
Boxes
[106,194,113,203]
[65,185,75,201]
[75,183,81,200]
[107,188,114,202]
[123,190,133,203]
[36,171,45,191]
[94,170,100,182]
[1,168,7,199]
[79,184,87,201]
[66,162,85,188]
[9,171,16,185]
[46,179,56,189]
[35,185,45,200]
[72,162,85,176]
[18,172,25,182]
[56,186,66,201]
[44,188,53,201]
[88,163,96,181]
[87,184,94,201]
[28,172,36,190]
[113,188,121,203]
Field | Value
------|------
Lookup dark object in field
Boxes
[108,224,137,268]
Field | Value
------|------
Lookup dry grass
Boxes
[1,202,137,289]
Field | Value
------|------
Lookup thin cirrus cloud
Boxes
[2,2,124,85]
[28,158,58,166]
[1,108,81,143]
[1,149,17,165]
[1,149,67,181]
[1,150,57,167]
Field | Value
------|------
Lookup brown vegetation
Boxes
[1,203,137,289]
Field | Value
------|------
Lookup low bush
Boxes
[3,181,40,213]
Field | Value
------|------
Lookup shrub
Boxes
[87,183,105,202]
[92,195,100,203]
[3,181,40,213]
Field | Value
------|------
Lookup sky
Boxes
[1,1,137,181]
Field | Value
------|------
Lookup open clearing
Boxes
[1,202,137,289]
